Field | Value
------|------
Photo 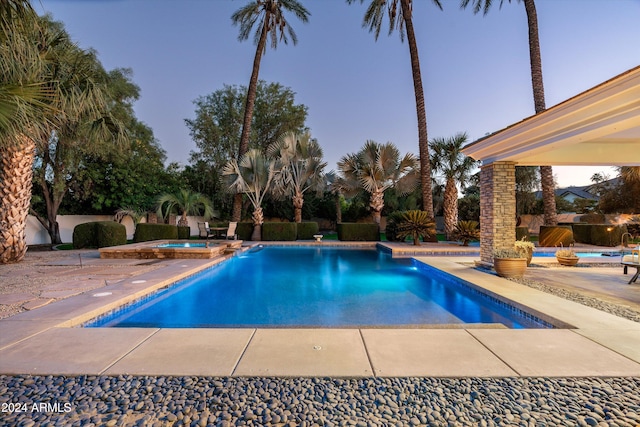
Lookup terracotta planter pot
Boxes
[557,256,579,266]
[493,257,527,278]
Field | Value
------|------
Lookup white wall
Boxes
[26,215,208,245]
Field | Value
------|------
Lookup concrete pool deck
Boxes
[1,243,639,378]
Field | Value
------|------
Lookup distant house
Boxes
[535,178,621,204]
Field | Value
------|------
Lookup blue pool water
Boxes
[86,247,550,329]
[155,243,207,248]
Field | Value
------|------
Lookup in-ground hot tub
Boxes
[99,240,243,259]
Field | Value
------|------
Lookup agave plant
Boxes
[452,220,480,246]
[396,210,436,246]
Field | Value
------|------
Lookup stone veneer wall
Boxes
[480,162,516,264]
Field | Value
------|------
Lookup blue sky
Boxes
[38,0,640,188]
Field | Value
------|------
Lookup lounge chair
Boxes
[622,251,640,284]
[198,222,215,239]
[222,222,238,240]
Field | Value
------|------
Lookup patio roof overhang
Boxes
[462,66,640,167]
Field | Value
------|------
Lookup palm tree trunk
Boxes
[401,0,434,219]
[524,0,557,225]
[293,190,304,223]
[0,136,35,263]
[335,193,342,225]
[369,189,384,225]
[251,206,264,241]
[443,178,458,241]
[232,18,270,222]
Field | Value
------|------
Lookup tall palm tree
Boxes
[338,140,419,225]
[430,132,478,240]
[230,0,310,222]
[268,131,327,223]
[222,149,279,241]
[460,0,557,226]
[156,189,215,227]
[347,0,442,219]
[0,1,56,263]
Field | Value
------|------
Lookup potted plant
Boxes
[556,248,579,266]
[493,248,528,278]
[514,239,535,266]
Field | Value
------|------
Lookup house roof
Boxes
[462,66,640,167]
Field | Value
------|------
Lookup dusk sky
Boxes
[37,0,640,188]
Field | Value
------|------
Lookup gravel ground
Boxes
[1,375,640,426]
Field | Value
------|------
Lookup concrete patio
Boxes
[1,244,639,378]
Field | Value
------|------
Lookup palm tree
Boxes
[347,0,442,219]
[396,210,436,246]
[0,2,56,263]
[325,170,347,225]
[268,131,327,223]
[430,132,478,240]
[338,140,419,225]
[156,189,215,227]
[222,149,278,241]
[230,0,310,222]
[460,0,557,226]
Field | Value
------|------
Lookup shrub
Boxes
[396,210,436,246]
[296,222,319,240]
[589,224,627,247]
[572,224,591,243]
[236,222,253,241]
[337,223,380,241]
[385,211,406,242]
[73,222,97,249]
[177,226,190,239]
[133,223,178,242]
[555,248,577,257]
[538,226,574,247]
[493,248,525,259]
[515,226,530,241]
[96,221,127,248]
[579,213,605,224]
[73,221,126,249]
[453,220,480,246]
[262,222,297,241]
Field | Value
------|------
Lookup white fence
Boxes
[25,215,208,245]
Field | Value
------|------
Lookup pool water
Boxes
[86,247,550,329]
[155,243,207,248]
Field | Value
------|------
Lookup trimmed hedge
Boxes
[515,226,530,241]
[538,225,574,247]
[572,224,591,244]
[262,222,297,241]
[337,223,380,241]
[177,226,190,239]
[580,213,605,224]
[236,222,253,241]
[296,222,319,240]
[589,224,627,247]
[133,223,178,242]
[73,221,126,249]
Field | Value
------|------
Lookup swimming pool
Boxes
[86,246,551,329]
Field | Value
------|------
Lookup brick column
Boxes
[480,162,516,264]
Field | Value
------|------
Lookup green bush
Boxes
[589,224,627,247]
[96,221,127,248]
[133,223,178,242]
[262,222,297,241]
[73,221,126,249]
[515,226,530,241]
[572,224,591,243]
[385,211,405,242]
[236,222,253,240]
[538,225,574,247]
[296,222,319,240]
[177,226,190,239]
[73,222,97,249]
[337,223,380,241]
[579,213,605,224]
